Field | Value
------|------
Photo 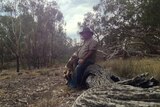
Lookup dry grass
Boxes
[0,65,83,107]
[29,85,78,107]
[0,70,17,80]
[0,89,5,96]
[100,58,160,80]
[31,98,60,107]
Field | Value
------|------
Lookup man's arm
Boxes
[78,50,96,64]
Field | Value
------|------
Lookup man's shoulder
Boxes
[90,38,98,44]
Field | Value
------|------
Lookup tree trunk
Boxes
[16,55,20,72]
[0,42,4,72]
[73,65,160,107]
[0,54,3,72]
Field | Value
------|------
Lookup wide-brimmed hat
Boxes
[79,27,94,35]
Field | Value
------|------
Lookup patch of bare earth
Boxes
[0,67,84,107]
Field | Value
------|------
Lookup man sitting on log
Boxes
[64,27,98,88]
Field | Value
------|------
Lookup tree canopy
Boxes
[78,0,160,58]
[0,0,73,71]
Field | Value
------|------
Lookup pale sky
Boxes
[55,0,99,40]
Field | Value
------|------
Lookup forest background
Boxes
[0,0,160,79]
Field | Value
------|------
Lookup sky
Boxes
[55,0,99,40]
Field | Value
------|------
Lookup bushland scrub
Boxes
[100,58,160,80]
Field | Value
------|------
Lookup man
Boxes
[67,27,98,88]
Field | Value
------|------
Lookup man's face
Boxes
[80,32,92,40]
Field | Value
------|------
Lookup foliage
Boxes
[0,0,73,71]
[79,0,160,58]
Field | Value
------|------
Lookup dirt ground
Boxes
[0,66,84,107]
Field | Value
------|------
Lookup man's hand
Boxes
[78,59,84,64]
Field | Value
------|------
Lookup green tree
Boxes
[79,0,160,58]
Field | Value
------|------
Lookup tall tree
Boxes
[79,0,160,58]
[0,0,72,71]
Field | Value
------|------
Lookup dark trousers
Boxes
[68,60,93,88]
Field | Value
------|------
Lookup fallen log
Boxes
[72,64,160,107]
